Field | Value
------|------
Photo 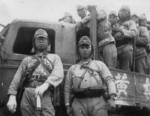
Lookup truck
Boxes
[0,14,150,116]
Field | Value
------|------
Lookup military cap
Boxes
[139,14,147,20]
[120,5,130,12]
[109,11,117,17]
[131,13,138,17]
[77,5,85,10]
[97,9,107,20]
[34,29,48,39]
[78,36,91,46]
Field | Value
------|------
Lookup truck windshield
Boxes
[13,27,55,55]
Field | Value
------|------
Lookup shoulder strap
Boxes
[78,69,88,88]
[78,61,93,88]
[94,61,107,87]
[45,56,54,69]
[25,56,40,76]
[81,61,103,87]
[34,56,52,75]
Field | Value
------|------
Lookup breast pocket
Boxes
[72,74,83,89]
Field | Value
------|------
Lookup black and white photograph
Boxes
[0,0,150,116]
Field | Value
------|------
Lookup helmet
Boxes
[109,11,117,17]
[77,5,85,10]
[139,14,147,21]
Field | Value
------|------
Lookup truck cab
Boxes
[0,19,150,116]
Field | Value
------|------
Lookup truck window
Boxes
[13,27,55,55]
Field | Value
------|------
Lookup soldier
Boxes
[109,11,119,28]
[59,12,76,24]
[76,5,91,30]
[97,9,117,68]
[112,5,137,71]
[7,29,64,116]
[64,36,116,116]
[135,14,149,74]
[131,13,139,26]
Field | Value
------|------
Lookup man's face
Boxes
[34,36,49,51]
[103,26,111,38]
[118,9,129,20]
[79,44,92,59]
[109,14,118,25]
[77,8,86,19]
[131,16,139,24]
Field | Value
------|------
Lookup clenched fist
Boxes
[7,95,17,113]
[35,82,50,97]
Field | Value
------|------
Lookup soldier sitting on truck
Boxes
[76,5,91,31]
[97,9,117,68]
[7,29,64,116]
[135,14,149,74]
[64,36,116,116]
[59,12,76,24]
[112,5,137,71]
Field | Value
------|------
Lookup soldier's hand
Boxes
[107,98,116,112]
[114,32,123,40]
[66,105,72,116]
[7,95,17,113]
[112,26,123,33]
[35,83,50,97]
[75,22,82,31]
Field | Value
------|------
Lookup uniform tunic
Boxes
[8,53,64,116]
[114,20,137,70]
[135,26,149,74]
[64,59,116,116]
[97,19,117,68]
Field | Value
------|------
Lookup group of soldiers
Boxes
[5,4,150,116]
[7,28,116,116]
[60,5,150,75]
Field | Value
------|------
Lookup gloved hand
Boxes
[66,105,72,116]
[7,95,17,113]
[75,22,82,31]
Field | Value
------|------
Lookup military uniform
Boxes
[7,29,64,116]
[64,36,116,116]
[97,9,117,68]
[114,6,137,71]
[135,14,149,74]
[76,5,91,30]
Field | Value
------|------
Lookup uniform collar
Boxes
[79,58,92,66]
[35,51,48,58]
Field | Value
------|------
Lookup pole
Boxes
[87,5,98,60]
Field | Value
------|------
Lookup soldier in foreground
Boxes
[7,29,64,116]
[64,36,116,116]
